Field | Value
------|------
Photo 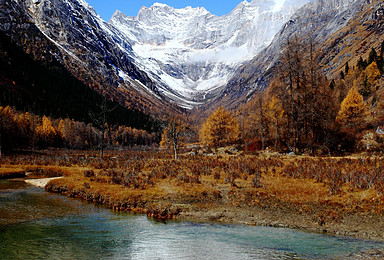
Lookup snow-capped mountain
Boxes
[110,0,309,107]
[3,0,378,112]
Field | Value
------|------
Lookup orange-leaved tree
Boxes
[36,115,60,147]
[366,61,381,90]
[266,95,285,150]
[336,86,367,130]
[200,107,240,148]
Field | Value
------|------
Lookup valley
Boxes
[1,0,384,256]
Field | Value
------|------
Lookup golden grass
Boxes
[0,167,25,174]
[0,167,25,178]
[3,151,384,217]
[262,174,329,204]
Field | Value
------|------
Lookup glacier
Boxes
[109,0,310,108]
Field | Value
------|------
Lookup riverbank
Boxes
[3,151,384,242]
[45,178,384,242]
[0,167,25,179]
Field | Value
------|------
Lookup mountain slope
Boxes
[223,0,381,108]
[318,0,384,77]
[2,0,381,114]
[0,0,171,114]
[0,30,159,132]
[110,0,309,108]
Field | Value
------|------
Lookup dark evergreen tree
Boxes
[358,57,367,70]
[368,47,378,65]
[340,70,345,80]
[330,79,336,90]
[345,61,349,75]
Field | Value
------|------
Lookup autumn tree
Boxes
[336,86,367,130]
[273,36,336,153]
[265,94,285,150]
[366,61,381,90]
[160,115,187,160]
[244,96,269,150]
[200,107,240,148]
[35,115,60,147]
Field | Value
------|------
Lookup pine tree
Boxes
[340,70,345,80]
[266,95,285,150]
[89,97,116,158]
[358,57,367,70]
[345,61,350,75]
[368,48,378,65]
[330,79,336,90]
[200,107,240,148]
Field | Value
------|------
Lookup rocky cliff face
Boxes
[1,0,309,110]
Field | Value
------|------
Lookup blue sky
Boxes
[86,0,250,21]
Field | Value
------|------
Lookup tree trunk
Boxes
[173,144,178,160]
[100,129,105,159]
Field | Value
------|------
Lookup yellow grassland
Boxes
[3,151,384,240]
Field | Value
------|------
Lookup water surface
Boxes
[1,180,383,259]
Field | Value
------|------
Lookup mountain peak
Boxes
[152,2,169,8]
[109,0,309,108]
[137,2,211,18]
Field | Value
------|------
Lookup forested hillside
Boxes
[237,39,384,154]
[0,32,160,131]
[0,32,163,153]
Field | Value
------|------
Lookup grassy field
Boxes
[2,149,384,240]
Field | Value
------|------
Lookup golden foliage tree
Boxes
[266,95,285,149]
[200,107,240,148]
[245,96,269,150]
[36,115,59,146]
[336,86,367,129]
[366,61,381,89]
[272,37,337,153]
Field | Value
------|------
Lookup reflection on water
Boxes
[0,180,384,259]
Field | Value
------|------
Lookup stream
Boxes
[1,179,384,259]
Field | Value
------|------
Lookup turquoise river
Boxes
[1,179,384,259]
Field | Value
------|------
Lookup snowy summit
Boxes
[109,0,309,108]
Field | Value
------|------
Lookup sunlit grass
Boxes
[3,150,384,217]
